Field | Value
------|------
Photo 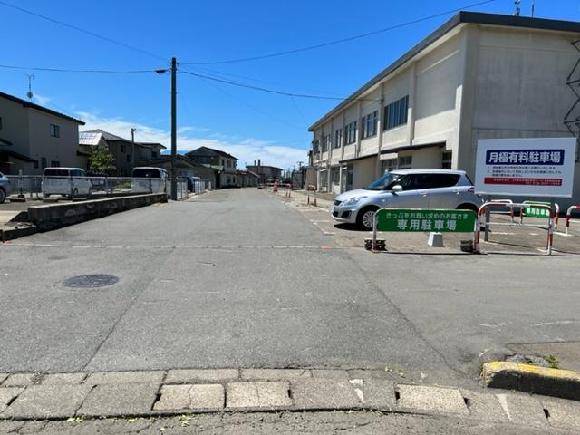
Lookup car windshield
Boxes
[366,172,402,190]
[132,168,161,178]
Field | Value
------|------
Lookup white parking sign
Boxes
[475,138,576,198]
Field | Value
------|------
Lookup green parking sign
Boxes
[375,208,477,233]
[522,201,551,219]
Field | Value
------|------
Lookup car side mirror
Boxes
[391,185,403,193]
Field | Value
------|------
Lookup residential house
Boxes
[246,160,283,184]
[236,170,259,187]
[308,12,580,207]
[143,155,216,188]
[0,91,85,175]
[79,129,166,176]
[185,146,238,188]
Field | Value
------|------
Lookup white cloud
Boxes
[33,94,52,106]
[76,111,308,169]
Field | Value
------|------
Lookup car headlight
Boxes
[343,197,365,206]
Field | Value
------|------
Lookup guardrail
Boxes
[475,202,555,255]
[565,205,580,234]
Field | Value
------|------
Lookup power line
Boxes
[0,63,165,75]
[181,0,496,65]
[181,70,374,101]
[0,0,165,61]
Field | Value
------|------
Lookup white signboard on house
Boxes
[475,138,576,198]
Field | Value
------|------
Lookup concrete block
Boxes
[153,384,224,411]
[78,382,160,417]
[189,384,224,410]
[85,371,164,385]
[542,398,580,430]
[347,370,392,381]
[226,382,292,409]
[361,379,396,410]
[240,369,311,381]
[460,389,508,422]
[482,361,580,401]
[291,379,361,410]
[397,384,469,415]
[3,384,92,419]
[0,388,23,413]
[42,373,87,385]
[428,232,443,247]
[165,369,238,384]
[2,373,40,387]
[495,393,547,426]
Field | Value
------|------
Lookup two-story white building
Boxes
[309,12,580,206]
[0,91,85,175]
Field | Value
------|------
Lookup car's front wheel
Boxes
[0,188,6,204]
[357,206,378,230]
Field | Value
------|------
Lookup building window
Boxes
[441,150,452,169]
[398,155,412,169]
[344,121,357,145]
[0,116,3,130]
[384,96,409,131]
[382,158,397,172]
[126,154,132,163]
[362,111,378,139]
[321,134,331,152]
[33,160,39,169]
[49,124,60,138]
[151,151,158,159]
[120,143,126,153]
[41,158,47,169]
[50,160,61,167]
[333,129,343,149]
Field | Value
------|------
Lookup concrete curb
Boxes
[0,224,37,242]
[0,368,579,429]
[482,361,580,401]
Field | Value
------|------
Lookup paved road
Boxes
[1,189,579,388]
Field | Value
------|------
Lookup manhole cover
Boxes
[63,274,120,288]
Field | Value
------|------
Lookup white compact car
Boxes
[42,168,92,198]
[331,169,483,230]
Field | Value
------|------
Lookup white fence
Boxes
[5,176,198,201]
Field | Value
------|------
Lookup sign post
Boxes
[370,208,478,252]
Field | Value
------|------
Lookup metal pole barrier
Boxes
[484,195,491,241]
[474,212,481,254]
[554,203,560,229]
[547,210,554,256]
[372,212,378,253]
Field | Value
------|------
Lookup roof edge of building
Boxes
[308,11,580,132]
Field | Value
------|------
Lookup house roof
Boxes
[138,142,167,150]
[186,146,237,160]
[0,91,85,125]
[309,11,580,131]
[80,130,126,145]
[140,154,211,169]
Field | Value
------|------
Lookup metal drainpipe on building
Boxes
[356,101,363,159]
[339,111,346,193]
[376,82,385,178]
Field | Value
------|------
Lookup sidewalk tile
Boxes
[240,369,311,381]
[460,390,508,422]
[496,393,547,426]
[85,371,164,385]
[3,384,92,419]
[291,379,362,410]
[226,382,292,409]
[154,384,224,411]
[42,373,87,385]
[397,385,469,415]
[3,373,40,387]
[542,398,580,430]
[78,382,159,417]
[0,374,8,385]
[0,388,24,413]
[165,369,238,384]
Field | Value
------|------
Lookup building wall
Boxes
[0,97,30,159]
[352,157,377,189]
[460,25,580,207]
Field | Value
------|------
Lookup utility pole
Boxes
[170,57,177,200]
[130,128,136,170]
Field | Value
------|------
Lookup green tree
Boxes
[89,146,114,174]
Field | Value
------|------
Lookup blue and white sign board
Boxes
[475,138,576,198]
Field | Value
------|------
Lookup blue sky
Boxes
[1,0,579,169]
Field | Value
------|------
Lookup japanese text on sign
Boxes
[375,209,477,233]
